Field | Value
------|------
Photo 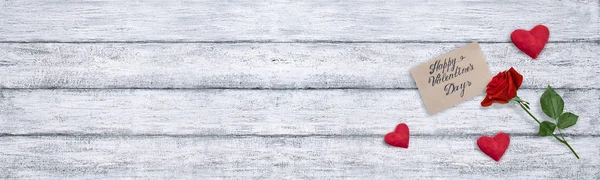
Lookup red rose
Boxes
[481,67,523,107]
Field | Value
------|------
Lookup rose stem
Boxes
[516,100,580,159]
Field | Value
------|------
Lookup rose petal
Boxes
[487,76,508,95]
[481,95,494,107]
[506,70,517,99]
[508,67,523,89]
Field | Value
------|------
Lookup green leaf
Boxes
[538,121,556,136]
[540,85,564,119]
[557,112,578,129]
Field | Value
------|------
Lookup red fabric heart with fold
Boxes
[510,25,549,59]
[384,123,409,148]
[477,132,510,162]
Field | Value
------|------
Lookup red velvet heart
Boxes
[510,25,549,59]
[477,132,510,162]
[384,123,409,148]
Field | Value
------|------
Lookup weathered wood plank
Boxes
[1,89,598,136]
[1,0,598,42]
[0,136,597,179]
[1,43,598,89]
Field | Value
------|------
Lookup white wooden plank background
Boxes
[1,43,599,89]
[1,136,599,179]
[1,0,599,179]
[0,0,598,42]
[1,89,598,136]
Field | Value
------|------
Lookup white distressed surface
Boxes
[0,136,598,179]
[1,89,598,136]
[1,0,599,179]
[0,0,598,42]
[1,43,599,89]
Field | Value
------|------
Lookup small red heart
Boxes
[384,123,409,148]
[477,132,510,162]
[510,24,549,59]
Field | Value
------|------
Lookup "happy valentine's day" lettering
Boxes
[428,55,474,87]
[427,55,475,97]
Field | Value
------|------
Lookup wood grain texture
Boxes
[1,43,599,89]
[2,0,599,178]
[2,89,598,136]
[1,0,598,42]
[1,136,598,179]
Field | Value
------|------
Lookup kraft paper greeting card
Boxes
[411,42,492,115]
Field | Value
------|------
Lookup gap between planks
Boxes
[0,87,597,90]
[0,40,598,44]
[0,133,598,138]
